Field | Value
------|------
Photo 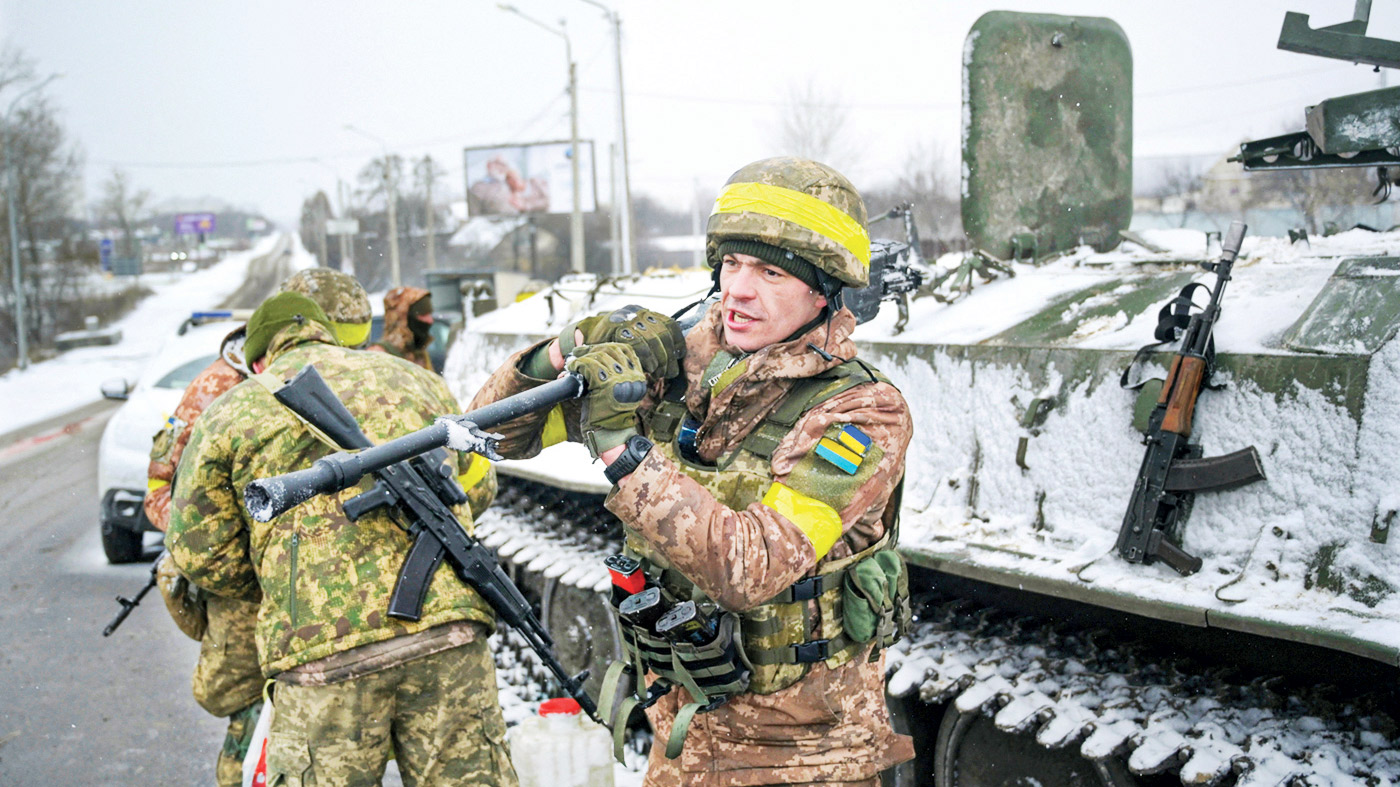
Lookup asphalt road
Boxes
[0,236,321,786]
[0,404,221,785]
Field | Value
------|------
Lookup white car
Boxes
[97,315,245,563]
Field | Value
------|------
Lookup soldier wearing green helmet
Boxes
[144,268,377,786]
[167,289,509,786]
[470,156,915,785]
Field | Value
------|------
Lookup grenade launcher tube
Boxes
[244,373,584,523]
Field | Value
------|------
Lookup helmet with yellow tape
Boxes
[279,268,373,348]
[706,157,870,289]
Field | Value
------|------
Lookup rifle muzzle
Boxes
[245,452,365,522]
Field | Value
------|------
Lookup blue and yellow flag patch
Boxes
[814,425,872,475]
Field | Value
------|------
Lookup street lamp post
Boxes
[499,4,585,274]
[344,125,401,287]
[578,0,633,274]
[4,74,60,372]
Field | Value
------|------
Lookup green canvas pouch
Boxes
[842,551,909,644]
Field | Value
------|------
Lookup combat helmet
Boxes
[706,157,870,290]
[280,268,373,348]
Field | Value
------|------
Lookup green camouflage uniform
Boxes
[168,319,512,787]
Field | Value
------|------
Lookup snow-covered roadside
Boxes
[0,234,299,436]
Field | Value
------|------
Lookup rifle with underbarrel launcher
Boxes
[242,366,601,720]
[1115,221,1267,576]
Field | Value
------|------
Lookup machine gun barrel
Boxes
[244,373,584,523]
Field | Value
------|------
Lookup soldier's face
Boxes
[718,253,826,352]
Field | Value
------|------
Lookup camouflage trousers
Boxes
[217,700,264,787]
[265,638,517,787]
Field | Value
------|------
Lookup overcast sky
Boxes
[2,0,1395,226]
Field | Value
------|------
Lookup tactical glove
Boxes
[566,343,647,458]
[560,305,685,381]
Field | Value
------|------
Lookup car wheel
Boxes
[101,519,144,564]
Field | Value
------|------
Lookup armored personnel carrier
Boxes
[448,6,1400,784]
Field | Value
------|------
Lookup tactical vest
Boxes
[599,355,912,760]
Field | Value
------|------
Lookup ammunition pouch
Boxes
[841,550,911,656]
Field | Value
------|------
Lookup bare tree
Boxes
[2,48,87,359]
[771,78,860,171]
[1152,158,1206,228]
[862,142,961,254]
[1258,167,1374,235]
[96,169,151,259]
[0,44,37,96]
[299,191,332,267]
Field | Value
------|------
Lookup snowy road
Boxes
[0,406,219,785]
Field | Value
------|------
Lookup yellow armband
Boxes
[457,452,491,491]
[762,482,843,562]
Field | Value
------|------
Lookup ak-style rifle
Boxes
[1116,222,1267,575]
[242,366,601,720]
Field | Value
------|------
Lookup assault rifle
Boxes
[1115,221,1266,575]
[242,366,600,720]
[102,554,161,636]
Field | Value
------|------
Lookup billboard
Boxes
[464,140,597,218]
[175,212,217,235]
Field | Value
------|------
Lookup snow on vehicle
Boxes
[97,314,246,563]
[445,7,1400,785]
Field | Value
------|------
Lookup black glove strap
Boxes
[605,435,655,485]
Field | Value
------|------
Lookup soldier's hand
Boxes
[565,343,647,459]
[560,305,685,381]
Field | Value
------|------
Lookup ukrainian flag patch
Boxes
[815,425,871,475]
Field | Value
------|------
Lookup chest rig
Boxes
[599,352,909,760]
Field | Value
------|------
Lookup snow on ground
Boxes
[0,233,309,436]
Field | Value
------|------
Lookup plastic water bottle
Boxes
[508,697,614,787]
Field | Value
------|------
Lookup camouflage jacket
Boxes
[470,306,915,785]
[145,327,248,531]
[168,320,497,676]
[367,286,433,370]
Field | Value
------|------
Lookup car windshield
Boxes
[153,355,218,390]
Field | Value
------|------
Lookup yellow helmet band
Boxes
[333,321,371,348]
[712,181,871,268]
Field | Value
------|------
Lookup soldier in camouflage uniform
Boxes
[367,285,435,370]
[167,291,509,786]
[145,268,374,787]
[470,157,915,786]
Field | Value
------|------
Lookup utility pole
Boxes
[337,180,352,276]
[579,0,633,273]
[419,155,438,271]
[4,74,60,371]
[608,142,620,274]
[316,195,329,267]
[385,157,401,286]
[345,125,401,286]
[567,52,584,273]
[499,5,585,274]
